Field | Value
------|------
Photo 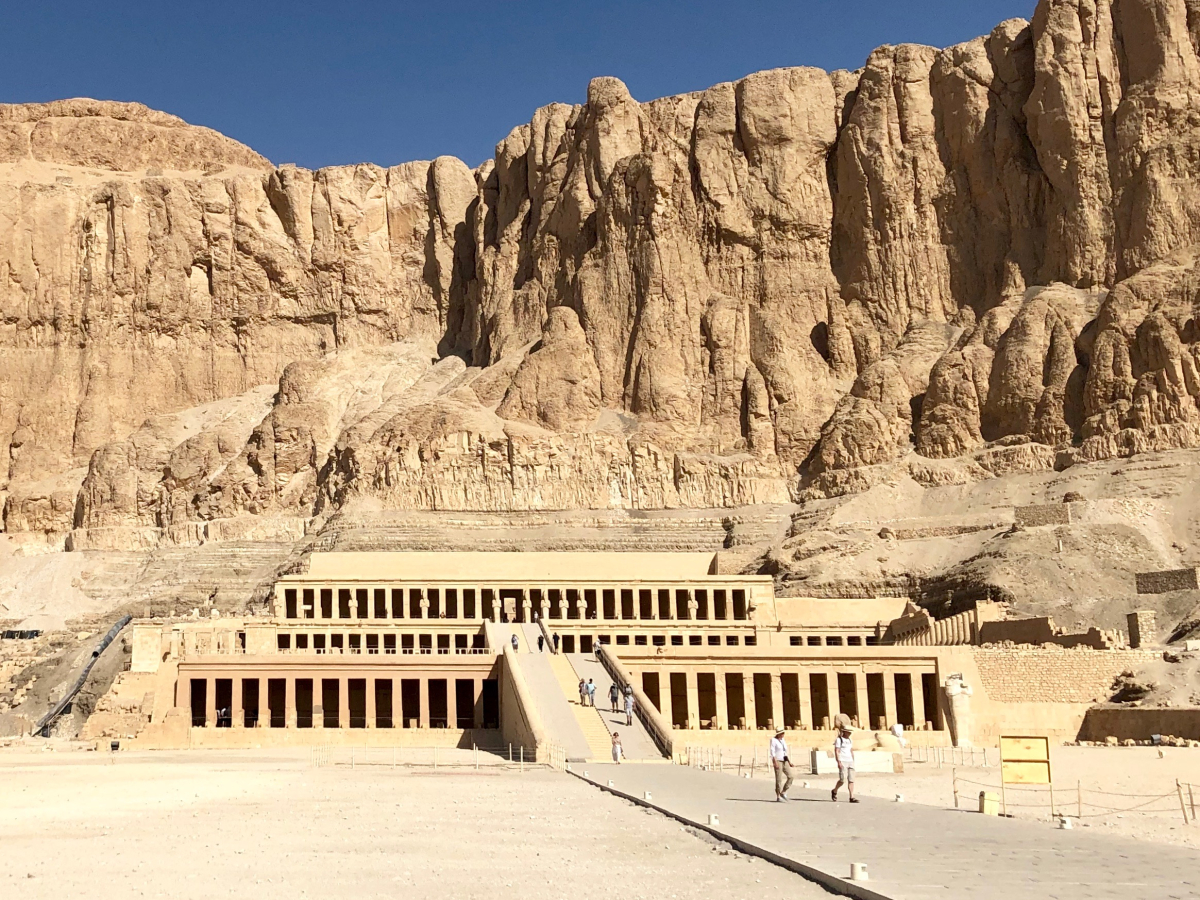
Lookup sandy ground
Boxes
[764,745,1200,850]
[0,747,833,900]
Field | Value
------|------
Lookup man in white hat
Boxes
[769,726,793,801]
[831,725,858,803]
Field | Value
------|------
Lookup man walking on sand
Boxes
[586,679,596,707]
[831,725,858,803]
[770,727,793,802]
[609,682,620,713]
[624,689,635,726]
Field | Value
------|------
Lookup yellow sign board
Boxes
[999,735,1051,785]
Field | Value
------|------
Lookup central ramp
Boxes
[566,653,665,761]
[508,647,594,761]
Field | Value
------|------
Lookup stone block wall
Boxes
[1013,503,1072,527]
[1134,568,1199,594]
[972,648,1156,704]
[1127,609,1158,648]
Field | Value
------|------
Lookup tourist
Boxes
[832,725,857,803]
[609,682,620,712]
[769,726,792,802]
[579,679,587,705]
[624,690,634,726]
[537,634,544,652]
[553,633,560,653]
[611,730,624,764]
[890,722,907,748]
[511,633,519,652]
[586,679,596,706]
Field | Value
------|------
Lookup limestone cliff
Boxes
[9,1,1200,540]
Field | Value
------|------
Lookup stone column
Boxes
[365,677,376,729]
[882,671,898,730]
[539,587,551,623]
[420,590,430,620]
[521,588,532,625]
[686,589,698,622]
[911,670,928,730]
[446,677,458,730]
[769,672,785,731]
[285,678,298,728]
[419,678,431,729]
[714,669,728,730]
[232,678,244,729]
[684,671,700,730]
[659,674,674,728]
[574,587,586,621]
[339,678,350,729]
[743,674,757,730]
[854,671,870,730]
[204,677,216,728]
[825,669,842,726]
[472,678,484,730]
[667,589,678,621]
[797,670,813,730]
[313,687,324,730]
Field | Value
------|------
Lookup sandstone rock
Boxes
[11,0,1200,538]
[497,307,601,430]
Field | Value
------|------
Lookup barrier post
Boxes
[1077,780,1082,818]
[953,769,959,809]
[1177,780,1189,825]
[1189,782,1196,821]
[1049,780,1056,818]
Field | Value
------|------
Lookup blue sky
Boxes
[3,1,1036,169]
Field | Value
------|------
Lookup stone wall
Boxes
[1078,707,1200,742]
[972,648,1155,704]
[977,617,1124,650]
[1135,569,1199,594]
[1013,504,1072,527]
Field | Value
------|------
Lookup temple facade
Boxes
[95,551,1149,755]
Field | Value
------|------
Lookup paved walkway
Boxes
[575,763,1198,900]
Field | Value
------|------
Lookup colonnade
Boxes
[186,672,499,731]
[637,666,942,732]
[277,584,751,624]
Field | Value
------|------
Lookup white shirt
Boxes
[834,735,854,765]
[769,736,789,761]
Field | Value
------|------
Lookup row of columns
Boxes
[192,675,492,730]
[646,668,939,732]
[279,585,749,624]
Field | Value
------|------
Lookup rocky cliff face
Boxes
[8,0,1200,541]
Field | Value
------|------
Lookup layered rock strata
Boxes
[7,1,1200,538]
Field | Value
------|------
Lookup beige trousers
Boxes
[773,759,794,796]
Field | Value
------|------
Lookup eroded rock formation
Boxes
[9,1,1200,541]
